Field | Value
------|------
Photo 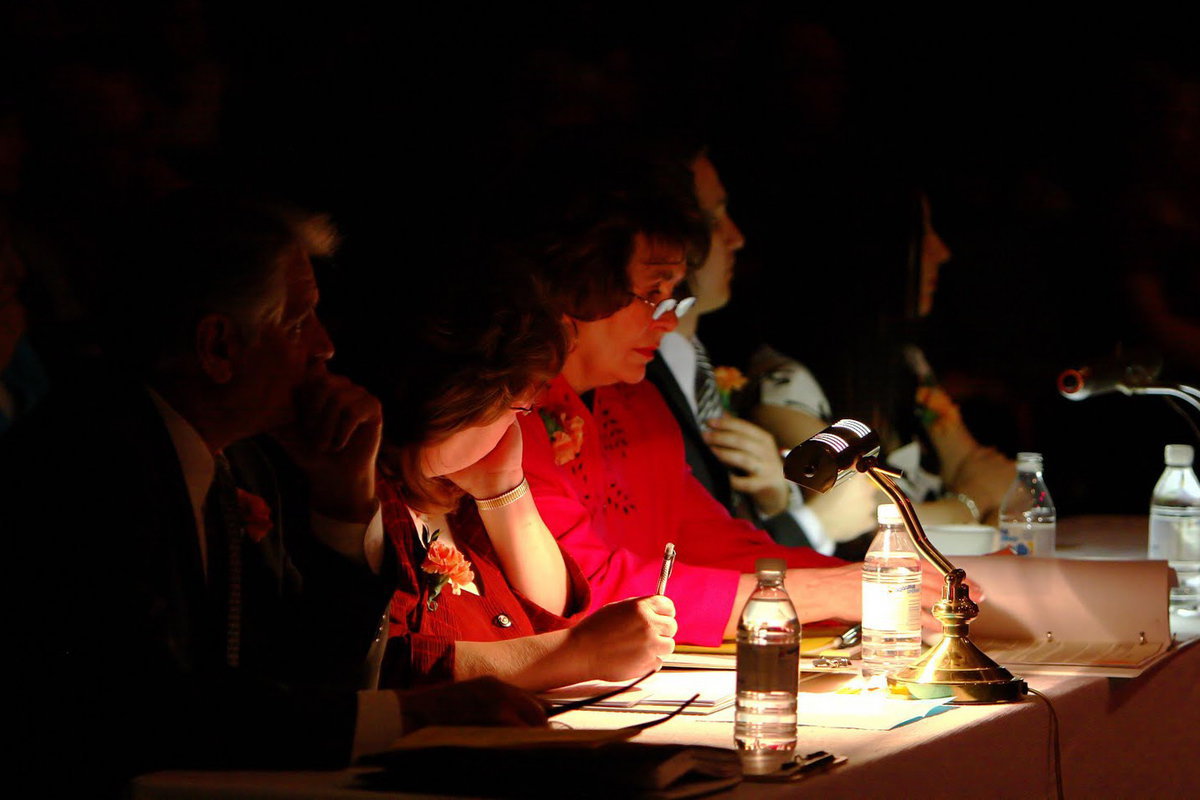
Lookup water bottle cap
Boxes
[877,503,903,525]
[754,558,787,578]
[1016,452,1043,471]
[1165,444,1194,467]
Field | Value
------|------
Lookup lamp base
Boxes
[887,633,1027,704]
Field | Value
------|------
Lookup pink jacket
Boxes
[520,375,843,645]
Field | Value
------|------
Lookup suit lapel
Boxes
[116,385,214,666]
[645,353,735,510]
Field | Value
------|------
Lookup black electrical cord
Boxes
[1026,687,1064,800]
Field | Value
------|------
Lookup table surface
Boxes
[132,515,1200,799]
[1056,513,1154,560]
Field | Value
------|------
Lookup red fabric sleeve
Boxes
[556,540,593,622]
[531,487,741,645]
[382,630,458,687]
[673,466,845,573]
[376,479,459,686]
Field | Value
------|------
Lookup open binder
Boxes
[358,727,742,798]
[950,556,1179,677]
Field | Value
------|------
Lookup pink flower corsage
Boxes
[420,531,475,610]
[539,409,585,466]
[235,488,274,543]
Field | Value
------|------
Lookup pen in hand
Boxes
[656,542,676,596]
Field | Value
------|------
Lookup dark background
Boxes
[3,3,1198,514]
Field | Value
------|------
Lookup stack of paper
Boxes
[796,691,955,730]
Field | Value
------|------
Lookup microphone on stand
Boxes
[1057,351,1200,440]
[1057,353,1162,400]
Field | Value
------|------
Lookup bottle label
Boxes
[999,522,1055,556]
[736,641,800,694]
[1149,514,1200,561]
[861,581,920,631]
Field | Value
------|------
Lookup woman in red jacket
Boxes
[513,143,942,645]
[353,264,676,691]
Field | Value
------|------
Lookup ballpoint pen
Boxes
[656,542,676,596]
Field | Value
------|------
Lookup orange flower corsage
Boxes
[539,409,585,466]
[915,384,963,433]
[420,532,475,610]
[713,366,748,413]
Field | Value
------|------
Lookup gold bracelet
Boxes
[475,477,530,511]
[951,491,981,523]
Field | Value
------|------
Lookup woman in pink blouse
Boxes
[355,267,676,690]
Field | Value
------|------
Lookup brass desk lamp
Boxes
[784,419,1026,704]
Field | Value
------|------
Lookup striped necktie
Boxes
[692,336,724,424]
[206,454,243,668]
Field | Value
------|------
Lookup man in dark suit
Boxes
[647,151,821,550]
[647,149,879,557]
[2,192,544,796]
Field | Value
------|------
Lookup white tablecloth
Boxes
[133,515,1200,798]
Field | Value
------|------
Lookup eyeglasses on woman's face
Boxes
[508,382,549,416]
[628,292,696,321]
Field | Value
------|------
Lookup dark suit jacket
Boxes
[2,364,393,796]
[645,352,813,549]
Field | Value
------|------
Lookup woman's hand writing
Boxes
[566,596,677,681]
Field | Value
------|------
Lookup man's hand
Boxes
[444,422,525,500]
[566,596,677,681]
[273,372,382,523]
[397,676,547,734]
[703,416,790,516]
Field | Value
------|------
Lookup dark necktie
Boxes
[205,454,243,668]
[693,336,723,424]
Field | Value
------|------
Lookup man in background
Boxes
[647,148,878,556]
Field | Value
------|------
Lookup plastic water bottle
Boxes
[999,452,1057,556]
[861,504,922,678]
[1149,444,1200,617]
[735,558,799,775]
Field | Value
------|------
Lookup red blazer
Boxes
[520,375,843,646]
[378,477,590,686]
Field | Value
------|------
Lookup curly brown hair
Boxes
[355,260,569,513]
[509,133,711,321]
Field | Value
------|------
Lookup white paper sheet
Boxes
[796,692,956,730]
